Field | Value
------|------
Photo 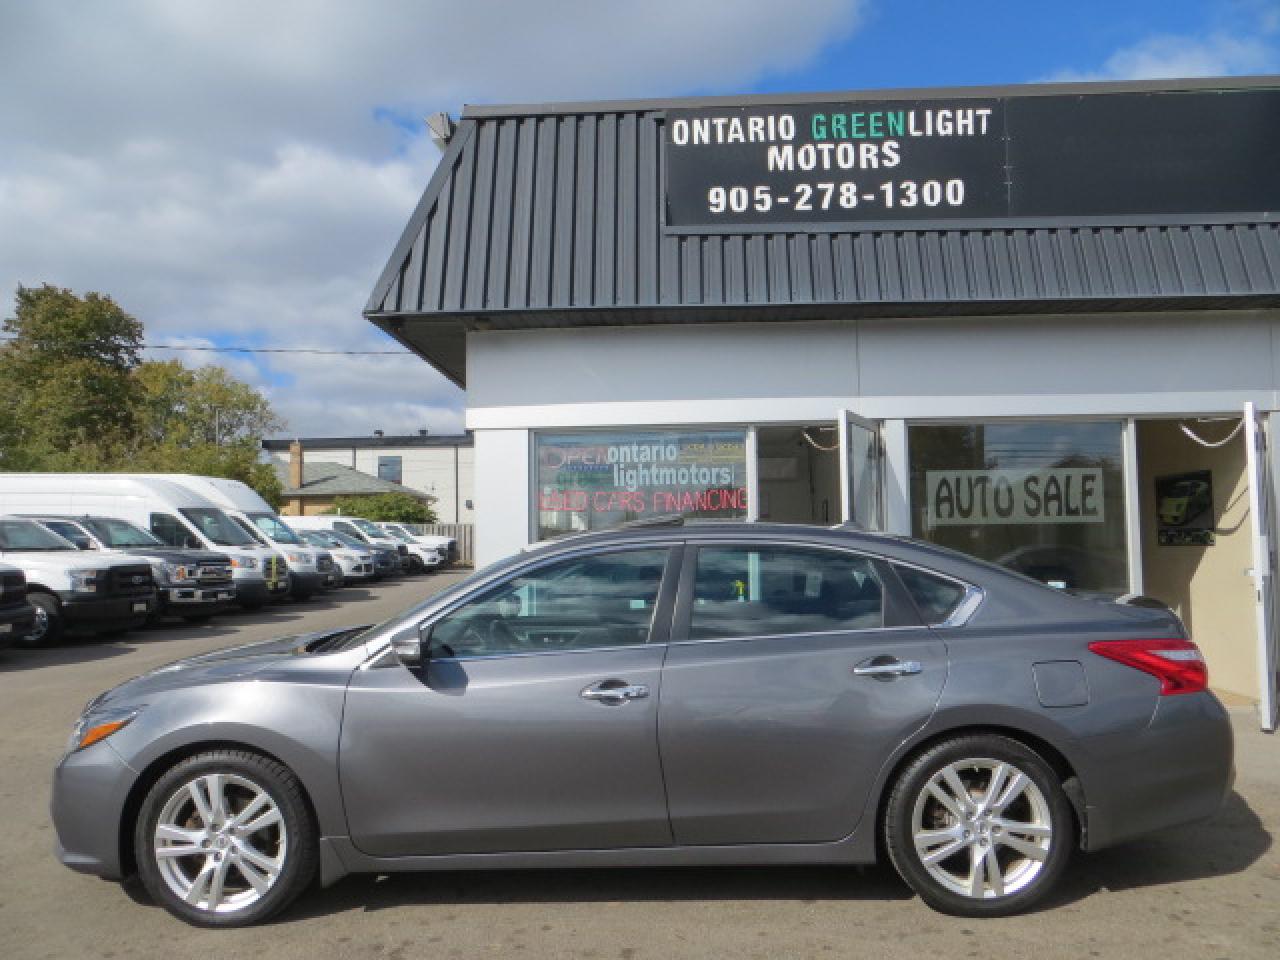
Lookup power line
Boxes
[0,334,417,357]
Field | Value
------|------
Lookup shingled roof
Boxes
[366,76,1280,387]
[274,461,433,501]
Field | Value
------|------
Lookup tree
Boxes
[134,360,282,447]
[0,285,143,466]
[1,285,285,506]
[328,492,437,524]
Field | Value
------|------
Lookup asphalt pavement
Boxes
[1,572,1277,959]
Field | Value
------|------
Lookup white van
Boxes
[138,475,330,601]
[0,515,157,646]
[0,474,286,610]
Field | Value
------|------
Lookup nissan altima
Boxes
[51,521,1233,926]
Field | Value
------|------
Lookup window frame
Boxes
[406,542,685,662]
[670,539,926,645]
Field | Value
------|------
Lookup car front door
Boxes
[658,541,948,845]
[341,544,680,857]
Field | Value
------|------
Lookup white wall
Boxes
[466,311,1279,428]
[473,429,531,566]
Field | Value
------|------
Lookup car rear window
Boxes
[895,565,968,624]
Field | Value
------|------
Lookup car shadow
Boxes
[1044,789,1271,908]
[279,863,913,921]
[251,790,1266,922]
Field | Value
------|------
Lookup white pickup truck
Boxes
[0,516,158,647]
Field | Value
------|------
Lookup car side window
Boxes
[428,548,670,658]
[151,513,190,547]
[334,522,360,540]
[689,545,884,641]
[894,565,968,625]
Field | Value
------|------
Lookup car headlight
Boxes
[163,561,195,582]
[68,569,103,593]
[285,551,308,565]
[65,706,142,757]
[230,556,258,570]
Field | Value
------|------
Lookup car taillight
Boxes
[1087,638,1208,695]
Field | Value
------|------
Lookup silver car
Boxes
[51,522,1233,927]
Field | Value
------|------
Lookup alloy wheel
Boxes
[152,773,287,914]
[910,758,1053,900]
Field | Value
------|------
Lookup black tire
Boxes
[884,734,1073,918]
[19,592,63,648]
[134,749,317,927]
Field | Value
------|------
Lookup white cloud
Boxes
[0,0,866,438]
[1046,29,1279,83]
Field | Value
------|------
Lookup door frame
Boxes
[1243,402,1280,732]
[837,409,885,530]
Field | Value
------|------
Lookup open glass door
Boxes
[1243,401,1280,732]
[838,410,884,531]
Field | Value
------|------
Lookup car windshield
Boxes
[333,531,372,550]
[302,530,341,549]
[384,527,414,542]
[0,519,78,552]
[249,513,303,545]
[84,517,164,548]
[180,508,257,547]
[350,518,390,539]
[230,516,269,545]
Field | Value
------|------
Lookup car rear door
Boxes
[657,540,948,845]
[341,543,680,857]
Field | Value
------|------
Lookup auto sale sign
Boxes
[925,468,1104,527]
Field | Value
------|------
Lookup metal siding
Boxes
[368,109,1280,323]
[441,133,475,312]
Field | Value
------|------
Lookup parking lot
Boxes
[0,573,1276,960]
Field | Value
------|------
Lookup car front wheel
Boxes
[884,734,1073,917]
[134,750,317,927]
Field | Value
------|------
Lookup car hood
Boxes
[90,627,368,706]
[115,547,230,565]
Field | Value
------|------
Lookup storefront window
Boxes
[535,429,747,540]
[908,421,1128,594]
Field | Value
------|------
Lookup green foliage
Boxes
[1,285,285,504]
[328,493,437,524]
[0,285,144,465]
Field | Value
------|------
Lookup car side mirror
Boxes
[392,622,437,668]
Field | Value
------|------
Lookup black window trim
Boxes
[398,542,686,663]
[669,538,927,646]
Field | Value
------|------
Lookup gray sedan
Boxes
[51,521,1233,926]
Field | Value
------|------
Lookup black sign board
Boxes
[664,89,1280,229]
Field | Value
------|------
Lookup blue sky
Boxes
[1,0,1276,437]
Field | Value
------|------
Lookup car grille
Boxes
[196,564,234,587]
[108,564,155,597]
[318,556,334,572]
[266,556,282,579]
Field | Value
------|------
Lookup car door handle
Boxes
[853,658,923,679]
[580,680,650,704]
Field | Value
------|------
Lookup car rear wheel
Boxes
[19,592,62,648]
[134,750,317,927]
[884,734,1073,917]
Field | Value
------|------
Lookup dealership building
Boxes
[365,76,1279,727]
